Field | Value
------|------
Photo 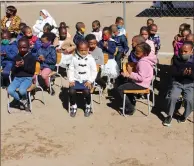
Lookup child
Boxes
[85,34,106,90]
[148,24,161,55]
[73,22,85,45]
[117,42,155,115]
[174,23,191,42]
[115,17,126,36]
[111,24,129,69]
[147,18,154,26]
[163,41,194,126]
[7,37,36,111]
[90,20,102,42]
[59,22,71,38]
[186,34,194,43]
[43,23,58,45]
[1,30,18,85]
[57,27,76,68]
[16,22,27,41]
[36,33,57,95]
[68,40,97,117]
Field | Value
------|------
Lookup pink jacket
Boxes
[129,55,155,88]
[146,39,157,64]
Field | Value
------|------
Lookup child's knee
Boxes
[19,88,27,96]
[83,89,90,96]
[7,86,15,95]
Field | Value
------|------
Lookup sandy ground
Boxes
[1,2,194,166]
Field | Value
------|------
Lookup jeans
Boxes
[166,81,194,118]
[7,77,33,101]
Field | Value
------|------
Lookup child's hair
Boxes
[19,22,27,29]
[41,33,52,42]
[148,24,157,30]
[7,6,17,16]
[140,26,150,35]
[75,22,84,31]
[182,41,194,50]
[77,40,89,48]
[179,23,191,31]
[136,42,151,56]
[132,35,146,44]
[18,36,30,47]
[103,27,112,34]
[43,23,54,32]
[115,17,123,23]
[147,18,154,24]
[85,34,96,42]
[92,20,101,27]
[59,22,69,29]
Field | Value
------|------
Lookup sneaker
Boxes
[20,99,30,112]
[178,116,187,123]
[9,99,20,108]
[70,104,77,117]
[84,104,92,117]
[163,116,172,127]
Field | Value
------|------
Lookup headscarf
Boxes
[41,9,57,28]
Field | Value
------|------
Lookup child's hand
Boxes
[103,41,108,48]
[38,55,45,61]
[69,82,75,87]
[183,68,192,75]
[127,64,133,74]
[15,60,24,67]
[84,81,92,89]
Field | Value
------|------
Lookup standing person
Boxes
[148,24,161,55]
[68,41,97,117]
[163,42,194,126]
[1,6,21,37]
[7,37,36,111]
[73,22,86,45]
[33,9,58,38]
[59,22,71,38]
[90,20,102,42]
[147,18,154,26]
[115,17,126,36]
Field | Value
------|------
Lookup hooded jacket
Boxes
[129,55,155,88]
[68,52,97,83]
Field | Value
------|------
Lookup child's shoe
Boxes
[163,116,172,127]
[177,115,187,123]
[84,104,92,117]
[70,104,77,117]
[20,99,30,112]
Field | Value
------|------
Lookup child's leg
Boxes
[166,82,182,117]
[18,77,33,100]
[82,89,91,105]
[115,52,122,70]
[7,77,23,101]
[69,88,77,106]
[41,68,52,87]
[95,71,106,90]
[182,83,194,118]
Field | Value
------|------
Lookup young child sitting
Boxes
[36,33,57,95]
[85,34,106,90]
[1,30,18,85]
[59,22,71,38]
[68,40,97,117]
[57,27,76,68]
[163,41,194,126]
[73,22,85,45]
[7,37,36,111]
[148,24,161,55]
[90,20,102,42]
[16,22,27,41]
[111,24,129,69]
[147,18,154,27]
[117,42,155,115]
[115,17,126,36]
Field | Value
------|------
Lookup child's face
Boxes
[18,41,29,56]
[43,27,49,33]
[135,46,144,59]
[180,45,193,60]
[102,30,111,41]
[78,43,89,56]
[1,32,11,40]
[182,30,190,38]
[59,29,67,40]
[88,39,97,51]
[79,24,85,34]
[41,37,51,48]
[25,28,33,37]
[150,25,157,35]
[92,23,99,32]
[116,20,124,27]
[140,30,149,40]
[147,20,153,26]
[60,23,66,28]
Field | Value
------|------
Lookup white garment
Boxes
[91,31,102,42]
[68,54,97,83]
[59,54,73,68]
[118,28,126,36]
[6,21,11,28]
[101,59,120,79]
[33,9,58,37]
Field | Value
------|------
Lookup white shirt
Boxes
[91,31,102,42]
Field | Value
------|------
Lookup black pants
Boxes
[117,82,146,112]
[95,70,107,90]
[69,88,91,105]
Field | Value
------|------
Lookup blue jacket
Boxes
[112,34,129,54]
[31,38,42,57]
[1,40,18,63]
[128,49,138,63]
[37,46,56,70]
[73,32,85,45]
[98,39,116,59]
[16,33,24,42]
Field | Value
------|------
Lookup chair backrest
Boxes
[96,64,100,72]
[57,52,62,64]
[104,53,109,64]
[35,61,41,75]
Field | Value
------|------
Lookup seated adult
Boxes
[1,6,21,37]
[33,9,58,38]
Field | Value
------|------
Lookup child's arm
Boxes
[105,41,116,55]
[122,35,129,54]
[68,58,75,83]
[6,44,18,60]
[23,56,36,75]
[44,48,57,65]
[88,58,97,83]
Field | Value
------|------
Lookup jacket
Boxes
[98,39,117,59]
[1,15,21,33]
[1,40,18,63]
[171,55,194,84]
[16,32,24,42]
[60,38,76,54]
[68,53,97,83]
[149,34,161,55]
[31,38,42,57]
[37,45,56,70]
[129,55,155,88]
[73,32,85,45]
[12,52,36,77]
[174,40,183,56]
[112,34,129,54]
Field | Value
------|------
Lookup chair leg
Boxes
[147,93,151,116]
[68,96,70,114]
[152,89,155,107]
[7,92,11,114]
[49,77,52,95]
[28,92,32,112]
[122,94,126,117]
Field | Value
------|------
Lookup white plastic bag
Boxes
[101,59,120,79]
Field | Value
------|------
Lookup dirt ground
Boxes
[1,2,194,166]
